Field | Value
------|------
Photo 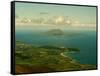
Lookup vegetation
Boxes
[15,41,96,74]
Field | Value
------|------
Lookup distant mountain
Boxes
[46,29,64,36]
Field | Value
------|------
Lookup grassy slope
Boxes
[15,41,96,74]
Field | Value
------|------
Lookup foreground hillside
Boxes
[15,41,96,74]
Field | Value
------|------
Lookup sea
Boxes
[16,26,97,65]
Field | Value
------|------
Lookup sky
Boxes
[15,2,97,28]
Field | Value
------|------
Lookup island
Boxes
[46,29,64,36]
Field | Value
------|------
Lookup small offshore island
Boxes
[45,29,82,37]
[15,41,96,74]
[46,29,64,36]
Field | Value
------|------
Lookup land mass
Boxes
[45,29,82,37]
[46,29,64,36]
[15,41,96,74]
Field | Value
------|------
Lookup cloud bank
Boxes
[15,15,96,28]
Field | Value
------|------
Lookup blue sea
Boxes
[16,27,97,65]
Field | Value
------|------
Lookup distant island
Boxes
[46,29,64,36]
[45,29,83,37]
[15,41,96,74]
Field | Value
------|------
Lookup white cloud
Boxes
[15,15,96,28]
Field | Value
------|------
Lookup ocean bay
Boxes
[16,27,96,65]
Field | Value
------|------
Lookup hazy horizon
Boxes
[15,2,97,28]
